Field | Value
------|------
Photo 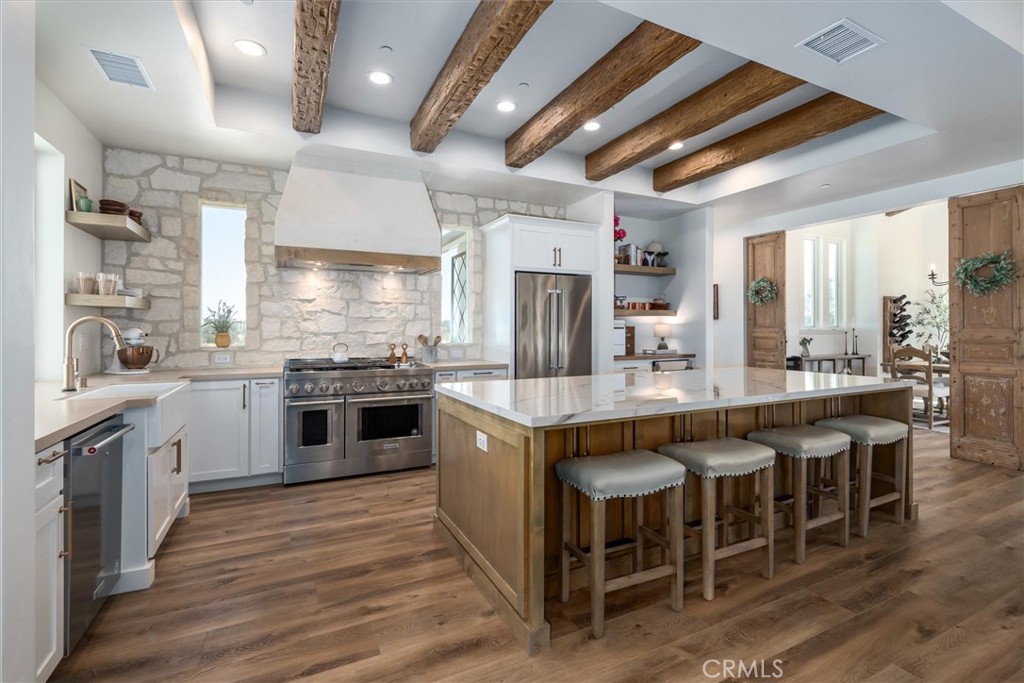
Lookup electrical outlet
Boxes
[451,347,465,360]
[475,430,488,452]
[212,352,232,365]
[77,335,89,352]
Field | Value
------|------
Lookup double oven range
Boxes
[283,357,434,484]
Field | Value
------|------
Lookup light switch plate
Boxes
[475,430,488,452]
[212,352,232,365]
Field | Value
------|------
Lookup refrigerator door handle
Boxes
[547,289,559,370]
[558,289,567,369]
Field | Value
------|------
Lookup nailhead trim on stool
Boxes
[556,450,686,639]
[658,438,776,601]
[815,416,908,537]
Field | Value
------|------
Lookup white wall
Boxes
[2,3,37,680]
[35,79,105,376]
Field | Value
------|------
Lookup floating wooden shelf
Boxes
[65,211,150,242]
[614,264,676,276]
[65,294,150,310]
[614,309,677,318]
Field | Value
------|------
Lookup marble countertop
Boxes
[434,367,912,428]
[85,366,283,384]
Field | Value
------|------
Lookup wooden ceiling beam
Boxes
[653,92,883,192]
[410,0,552,154]
[505,21,701,169]
[585,62,804,181]
[292,0,342,134]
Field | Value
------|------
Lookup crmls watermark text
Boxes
[702,659,785,679]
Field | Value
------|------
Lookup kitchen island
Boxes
[434,368,914,654]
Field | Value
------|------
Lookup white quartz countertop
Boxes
[434,367,912,428]
[85,366,283,384]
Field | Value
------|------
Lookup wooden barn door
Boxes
[746,231,786,369]
[949,186,1023,470]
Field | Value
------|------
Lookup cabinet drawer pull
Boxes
[38,449,68,466]
[171,438,183,475]
[254,381,275,386]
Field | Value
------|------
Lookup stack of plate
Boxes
[98,199,128,215]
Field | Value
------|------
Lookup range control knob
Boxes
[319,383,329,393]
[287,384,300,395]
[351,380,365,393]
[304,383,315,394]
[377,379,390,391]
[333,382,344,394]
[396,379,407,390]
[420,378,432,389]
[408,379,420,389]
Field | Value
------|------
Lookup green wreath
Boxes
[954,249,1018,296]
[747,276,778,306]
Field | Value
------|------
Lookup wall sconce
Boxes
[926,263,948,287]
[654,323,671,350]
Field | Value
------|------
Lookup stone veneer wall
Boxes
[99,147,564,368]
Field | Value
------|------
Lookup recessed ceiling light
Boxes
[668,141,684,151]
[367,70,393,85]
[820,183,832,189]
[583,120,601,132]
[233,39,266,57]
[496,100,517,113]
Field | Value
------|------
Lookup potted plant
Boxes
[799,336,813,357]
[655,251,670,267]
[913,289,949,357]
[203,300,239,348]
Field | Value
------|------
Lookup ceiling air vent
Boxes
[88,49,153,89]
[796,19,884,64]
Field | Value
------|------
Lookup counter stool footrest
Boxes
[639,525,670,550]
[725,505,761,526]
[807,485,838,500]
[869,491,901,508]
[565,542,591,568]
[715,536,767,561]
[805,510,845,530]
[872,472,896,485]
[604,565,675,593]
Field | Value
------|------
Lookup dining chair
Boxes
[888,345,950,429]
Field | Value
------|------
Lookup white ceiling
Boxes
[35,0,1024,223]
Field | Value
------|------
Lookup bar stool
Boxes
[747,425,852,564]
[815,415,909,537]
[656,438,775,601]
[556,449,686,639]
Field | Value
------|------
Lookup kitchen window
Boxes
[441,230,469,343]
[200,203,247,346]
[801,236,846,329]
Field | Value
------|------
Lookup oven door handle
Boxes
[347,393,433,404]
[286,399,346,408]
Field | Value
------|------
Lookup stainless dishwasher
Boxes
[64,415,132,654]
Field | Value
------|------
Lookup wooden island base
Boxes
[435,381,914,655]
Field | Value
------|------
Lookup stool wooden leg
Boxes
[717,478,728,547]
[668,485,684,612]
[560,482,571,603]
[590,499,606,638]
[793,458,808,565]
[894,439,907,525]
[634,495,644,572]
[760,466,774,579]
[810,459,822,518]
[837,449,850,548]
[857,443,873,538]
[701,477,716,601]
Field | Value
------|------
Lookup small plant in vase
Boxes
[799,336,813,357]
[613,215,626,263]
[203,300,239,348]
[655,251,670,267]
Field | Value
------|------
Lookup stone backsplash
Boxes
[99,147,564,368]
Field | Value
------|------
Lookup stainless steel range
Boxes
[283,357,434,484]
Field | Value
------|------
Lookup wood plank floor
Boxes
[52,430,1023,683]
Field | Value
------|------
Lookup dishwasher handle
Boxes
[77,424,135,455]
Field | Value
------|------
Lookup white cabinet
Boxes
[189,378,282,488]
[147,426,187,558]
[34,446,65,683]
[512,223,596,273]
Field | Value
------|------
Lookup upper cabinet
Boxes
[65,211,150,242]
[488,215,600,275]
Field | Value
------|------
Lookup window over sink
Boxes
[200,203,247,346]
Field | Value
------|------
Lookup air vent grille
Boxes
[89,49,153,89]
[797,19,884,64]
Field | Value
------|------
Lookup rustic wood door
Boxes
[745,231,786,368]
[948,185,1023,470]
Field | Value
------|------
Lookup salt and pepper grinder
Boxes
[852,328,859,355]
[400,343,409,365]
[388,343,397,364]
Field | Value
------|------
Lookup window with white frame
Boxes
[801,235,846,329]
[440,230,469,343]
[200,203,247,346]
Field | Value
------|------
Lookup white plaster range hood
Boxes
[275,151,441,274]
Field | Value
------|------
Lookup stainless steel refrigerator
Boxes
[515,272,592,379]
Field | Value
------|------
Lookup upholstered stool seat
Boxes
[748,425,852,564]
[657,438,775,601]
[556,449,686,638]
[815,415,909,537]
